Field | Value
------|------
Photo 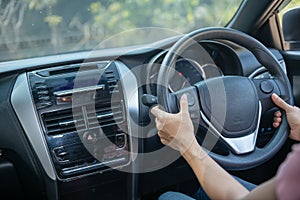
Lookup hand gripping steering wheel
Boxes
[156,27,293,170]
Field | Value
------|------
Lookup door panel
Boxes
[281,51,300,106]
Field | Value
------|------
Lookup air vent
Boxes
[105,70,119,94]
[34,82,52,109]
[42,108,86,135]
[37,62,108,77]
[49,64,99,76]
[86,101,125,129]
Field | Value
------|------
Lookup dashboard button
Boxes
[83,131,97,144]
[260,80,274,94]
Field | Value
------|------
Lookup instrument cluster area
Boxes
[146,41,245,96]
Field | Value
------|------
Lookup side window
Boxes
[279,1,300,50]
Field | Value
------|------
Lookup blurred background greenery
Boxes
[0,0,298,61]
[0,0,242,60]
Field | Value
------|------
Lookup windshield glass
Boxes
[0,0,243,61]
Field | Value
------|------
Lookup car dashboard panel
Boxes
[0,38,287,199]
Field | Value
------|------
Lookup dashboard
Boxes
[0,37,287,199]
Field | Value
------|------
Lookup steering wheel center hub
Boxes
[196,76,259,138]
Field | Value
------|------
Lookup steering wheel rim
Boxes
[157,27,293,170]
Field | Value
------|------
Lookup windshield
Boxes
[0,0,243,61]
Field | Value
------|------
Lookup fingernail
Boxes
[182,94,187,101]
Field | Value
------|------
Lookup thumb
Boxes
[179,94,189,114]
[151,105,167,119]
[272,93,293,112]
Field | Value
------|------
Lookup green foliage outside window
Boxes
[0,0,241,61]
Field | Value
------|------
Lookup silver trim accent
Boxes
[97,112,114,119]
[54,84,105,97]
[11,73,56,180]
[248,60,287,79]
[58,119,77,126]
[200,101,262,154]
[114,61,139,156]
[146,50,167,94]
[114,60,139,200]
[279,60,287,74]
[248,67,267,79]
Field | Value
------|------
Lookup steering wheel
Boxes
[157,27,293,170]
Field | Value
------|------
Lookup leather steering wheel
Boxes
[157,27,293,170]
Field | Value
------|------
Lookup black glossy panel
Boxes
[0,158,23,199]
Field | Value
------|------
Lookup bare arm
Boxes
[183,143,249,200]
[151,95,278,200]
[182,136,277,200]
[151,95,247,199]
[242,178,276,200]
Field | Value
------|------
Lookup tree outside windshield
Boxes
[0,0,242,61]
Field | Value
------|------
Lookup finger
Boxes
[273,121,281,128]
[155,117,166,131]
[179,94,189,114]
[150,106,159,116]
[157,131,169,143]
[151,106,166,119]
[157,131,163,139]
[271,93,293,112]
[274,110,282,117]
[155,117,162,130]
[160,137,168,145]
[273,116,282,123]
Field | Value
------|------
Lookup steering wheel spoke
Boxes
[173,86,201,120]
[251,78,281,112]
[200,101,261,155]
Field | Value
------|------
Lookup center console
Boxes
[13,61,138,181]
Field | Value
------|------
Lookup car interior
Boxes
[0,0,300,199]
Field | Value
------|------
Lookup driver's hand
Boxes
[151,94,198,155]
[272,93,300,141]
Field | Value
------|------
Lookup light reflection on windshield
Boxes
[0,0,242,61]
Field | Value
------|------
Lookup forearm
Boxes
[183,143,249,200]
[242,178,276,200]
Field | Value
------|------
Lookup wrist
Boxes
[182,141,208,163]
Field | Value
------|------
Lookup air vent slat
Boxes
[44,114,75,122]
[47,127,77,135]
[104,69,119,95]
[97,115,123,123]
[45,119,85,128]
[86,101,124,128]
[43,101,124,135]
[109,85,117,89]
[59,119,77,126]
[43,110,82,121]
[42,108,86,135]
[97,113,114,119]
[107,80,117,84]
